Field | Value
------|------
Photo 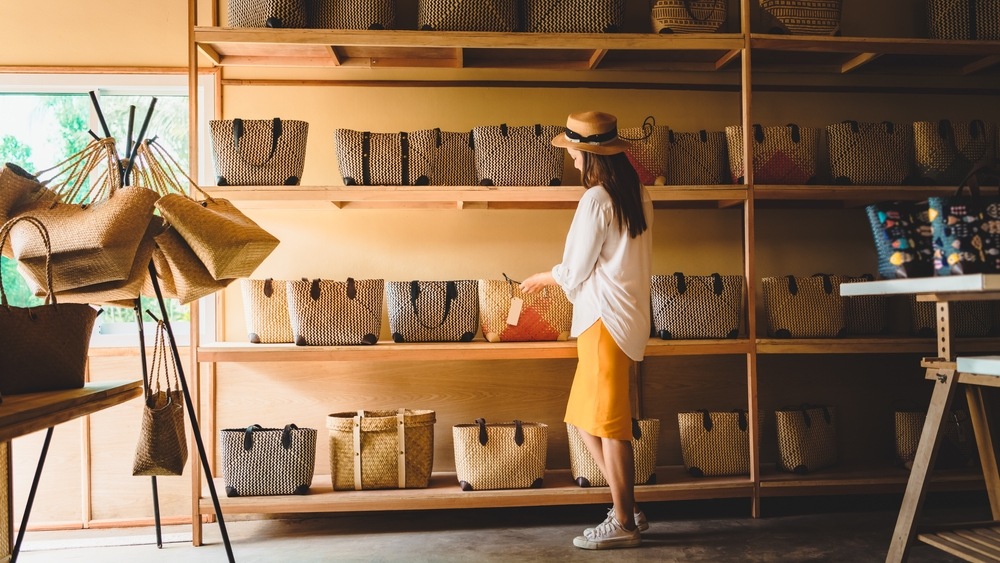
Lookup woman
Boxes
[520,111,653,550]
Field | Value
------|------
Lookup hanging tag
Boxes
[507,297,523,325]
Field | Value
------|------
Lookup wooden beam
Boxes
[715,48,742,70]
[841,52,881,73]
[588,49,608,70]
[327,45,341,67]
[963,54,1000,75]
[198,43,221,66]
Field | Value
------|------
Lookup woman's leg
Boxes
[602,436,636,530]
[578,428,607,477]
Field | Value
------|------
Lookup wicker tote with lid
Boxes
[327,409,436,491]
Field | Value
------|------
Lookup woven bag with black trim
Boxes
[568,419,659,486]
[286,278,384,346]
[650,273,744,339]
[417,0,520,31]
[621,117,671,186]
[827,120,916,185]
[725,124,820,184]
[386,280,479,343]
[209,118,309,186]
[758,0,842,35]
[678,409,751,477]
[865,201,935,279]
[775,404,837,474]
[228,0,306,28]
[430,129,478,186]
[915,120,997,185]
[762,274,847,338]
[843,274,888,335]
[472,124,564,186]
[220,424,317,496]
[241,278,294,344]
[307,0,395,29]
[651,0,727,33]
[908,296,995,337]
[523,0,625,33]
[895,410,977,470]
[664,130,728,185]
[927,0,1000,40]
[334,129,436,186]
[452,419,548,491]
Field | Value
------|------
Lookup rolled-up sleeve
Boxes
[551,191,609,301]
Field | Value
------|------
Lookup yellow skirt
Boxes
[564,318,633,441]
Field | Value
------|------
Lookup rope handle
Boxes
[0,216,55,308]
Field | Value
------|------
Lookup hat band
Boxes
[564,127,618,146]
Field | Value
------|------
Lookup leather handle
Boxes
[476,418,488,446]
[700,409,713,432]
[232,117,281,167]
[674,272,686,295]
[243,424,263,451]
[281,423,298,449]
[409,281,456,329]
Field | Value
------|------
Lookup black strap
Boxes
[700,409,713,431]
[500,123,509,137]
[631,418,642,440]
[513,420,525,446]
[970,0,978,40]
[786,275,798,295]
[281,424,298,450]
[681,0,724,23]
[711,273,724,295]
[787,123,801,143]
[400,131,410,186]
[263,278,274,298]
[361,132,371,186]
[476,418,488,445]
[409,281,457,329]
[674,272,687,295]
[346,277,357,299]
[232,118,281,167]
[753,124,764,143]
[243,424,263,451]
[736,409,748,431]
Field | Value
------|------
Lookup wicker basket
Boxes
[327,409,436,491]
[453,419,548,491]
[775,405,837,474]
[678,410,751,477]
[567,420,659,487]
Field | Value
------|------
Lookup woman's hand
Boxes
[520,272,556,294]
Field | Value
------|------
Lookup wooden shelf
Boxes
[201,467,752,515]
[753,185,972,208]
[203,185,747,210]
[756,337,1000,355]
[197,338,752,363]
[759,464,984,497]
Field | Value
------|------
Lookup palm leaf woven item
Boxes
[650,0,727,33]
[0,164,42,226]
[914,120,997,185]
[327,409,436,491]
[758,0,842,35]
[927,0,1000,39]
[227,0,307,28]
[241,278,294,344]
[416,0,519,31]
[220,424,317,497]
[621,118,671,186]
[144,225,235,305]
[334,129,437,186]
[522,0,626,33]
[453,419,548,491]
[650,273,744,339]
[567,419,659,487]
[725,124,820,184]
[775,404,837,474]
[677,410,750,477]
[132,320,188,477]
[762,274,847,338]
[472,124,564,186]
[827,120,915,185]
[477,278,572,342]
[386,280,479,343]
[664,130,728,185]
[307,0,395,29]
[209,118,309,186]
[286,278,384,346]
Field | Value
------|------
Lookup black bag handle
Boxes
[232,117,281,168]
[475,418,525,447]
[674,272,687,294]
[785,275,798,295]
[631,418,642,440]
[243,424,263,450]
[794,404,832,428]
[711,273,724,295]
[681,0,725,23]
[281,423,298,450]
[361,131,372,185]
[699,409,713,431]
[810,273,835,294]
[409,280,457,329]
[620,116,657,142]
[400,131,410,186]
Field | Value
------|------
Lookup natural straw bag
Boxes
[477,276,572,342]
[286,278,384,346]
[567,419,659,487]
[775,404,838,474]
[327,409,436,491]
[132,320,188,477]
[678,409,751,477]
[453,419,548,491]
[241,278,294,344]
[0,164,43,225]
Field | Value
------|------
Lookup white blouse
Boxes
[551,184,653,361]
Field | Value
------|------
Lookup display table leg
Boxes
[965,386,1000,519]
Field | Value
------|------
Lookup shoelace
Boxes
[590,515,625,538]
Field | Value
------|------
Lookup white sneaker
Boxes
[584,507,648,537]
[573,514,641,550]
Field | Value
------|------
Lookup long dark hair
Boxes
[580,151,648,239]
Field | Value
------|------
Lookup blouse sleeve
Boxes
[551,190,610,299]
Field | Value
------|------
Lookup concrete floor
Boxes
[16,494,986,562]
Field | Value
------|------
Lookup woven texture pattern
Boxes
[523,0,625,32]
[453,421,548,490]
[478,279,572,342]
[430,130,478,185]
[386,280,479,342]
[133,321,187,477]
[417,0,519,31]
[241,278,294,343]
[651,0,727,33]
[334,129,436,186]
[928,0,1000,39]
[327,410,436,490]
[0,217,97,395]
[914,120,997,185]
[308,0,395,29]
[156,194,280,281]
[895,410,977,469]
[762,275,847,338]
[929,194,1000,275]
[227,0,307,27]
[775,405,837,474]
[220,425,317,496]
[725,124,820,184]
[621,123,671,185]
[843,275,888,335]
[0,164,41,225]
[651,273,744,339]
[286,278,384,346]
[664,130,728,185]
[147,226,235,305]
[908,297,995,337]
[209,119,308,186]
[567,420,659,486]
[473,124,564,186]
[865,201,935,279]
[678,410,751,477]
[758,0,842,34]
[827,121,915,185]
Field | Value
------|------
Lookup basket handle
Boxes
[232,117,281,168]
[409,280,457,329]
[0,216,55,308]
[396,409,407,489]
[242,424,264,450]
[281,424,298,450]
[681,0,725,23]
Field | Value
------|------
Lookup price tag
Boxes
[507,297,523,326]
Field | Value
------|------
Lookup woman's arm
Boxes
[520,271,555,294]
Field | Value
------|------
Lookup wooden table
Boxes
[841,275,1000,562]
[0,380,143,563]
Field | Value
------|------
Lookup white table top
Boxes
[840,274,1000,297]
[957,356,1000,377]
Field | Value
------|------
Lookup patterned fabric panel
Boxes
[286,278,384,346]
[431,130,478,186]
[650,273,744,339]
[334,129,436,186]
[472,124,564,186]
[567,420,659,486]
[827,121,915,185]
[220,426,317,496]
[651,0,727,33]
[761,275,847,338]
[307,0,395,29]
[523,0,625,33]
[664,130,728,185]
[775,406,837,474]
[678,410,751,477]
[928,0,1000,40]
[386,280,480,342]
[417,0,520,31]
[209,119,309,186]
[725,124,820,184]
[228,0,307,28]
[453,422,548,490]
[928,195,1000,275]
[865,201,935,279]
[914,120,997,185]
[758,0,842,35]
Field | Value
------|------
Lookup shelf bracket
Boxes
[840,52,881,74]
[963,54,1000,75]
[715,49,742,70]
[588,49,608,70]
[197,44,221,66]
[327,46,342,67]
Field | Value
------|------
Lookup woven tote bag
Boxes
[228,0,307,28]
[430,130,478,186]
[762,274,848,338]
[621,119,671,186]
[286,278,384,346]
[927,0,1000,39]
[334,129,436,186]
[928,190,1000,275]
[0,216,98,396]
[523,0,625,33]
[758,0,842,35]
[650,273,744,339]
[725,124,820,184]
[0,164,42,225]
[865,201,935,279]
[664,130,728,185]
[327,409,436,490]
[775,405,837,474]
[417,0,519,31]
[241,278,294,344]
[308,0,395,29]
[843,274,888,335]
[386,280,479,343]
[567,419,659,487]
[908,297,994,337]
[220,424,317,496]
[914,120,997,185]
[827,121,915,185]
[145,226,235,305]
[895,410,977,470]
[651,0,727,33]
[210,118,308,186]
[453,419,548,491]
[678,410,751,477]
[477,278,572,342]
[472,124,564,186]
[132,321,187,477]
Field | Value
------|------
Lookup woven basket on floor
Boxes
[567,420,659,487]
[327,409,436,491]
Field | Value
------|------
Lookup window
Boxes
[0,73,216,346]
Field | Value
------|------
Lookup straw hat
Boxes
[551,111,629,156]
